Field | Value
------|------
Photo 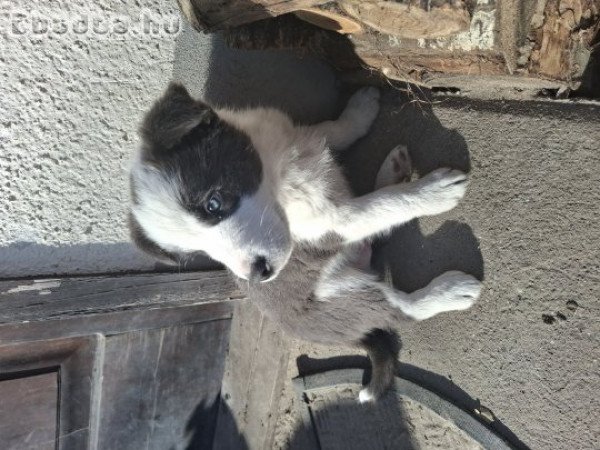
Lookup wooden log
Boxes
[528,0,600,83]
[225,15,507,84]
[177,0,329,31]
[224,14,360,69]
[177,0,599,93]
[339,0,471,39]
[294,7,363,34]
[351,30,507,82]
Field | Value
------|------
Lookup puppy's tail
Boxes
[358,328,400,403]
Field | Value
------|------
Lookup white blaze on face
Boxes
[210,183,292,280]
[132,164,291,280]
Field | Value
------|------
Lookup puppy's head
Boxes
[129,83,292,282]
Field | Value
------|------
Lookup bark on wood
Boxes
[177,0,599,90]
[339,0,471,39]
[294,7,363,33]
[178,0,328,31]
[352,31,506,81]
[225,15,506,84]
[528,0,600,82]
[224,14,359,68]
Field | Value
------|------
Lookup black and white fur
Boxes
[129,83,482,402]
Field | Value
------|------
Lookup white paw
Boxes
[343,86,380,134]
[358,388,375,404]
[375,145,412,189]
[407,271,481,321]
[418,168,468,216]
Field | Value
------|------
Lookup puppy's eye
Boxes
[206,194,222,215]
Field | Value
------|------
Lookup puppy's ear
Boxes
[128,212,180,264]
[139,82,213,156]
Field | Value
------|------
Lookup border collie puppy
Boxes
[129,83,481,401]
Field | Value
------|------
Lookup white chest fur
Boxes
[218,106,351,244]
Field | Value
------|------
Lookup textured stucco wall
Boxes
[0,0,181,277]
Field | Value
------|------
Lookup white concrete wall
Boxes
[0,0,180,277]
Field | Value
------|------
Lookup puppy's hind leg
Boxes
[358,328,400,403]
[374,145,412,190]
[307,87,380,152]
[380,271,481,321]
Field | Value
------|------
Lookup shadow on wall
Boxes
[183,397,228,450]
[173,22,342,123]
[0,241,219,279]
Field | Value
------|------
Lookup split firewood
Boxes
[338,0,471,39]
[294,6,363,34]
[527,0,600,82]
[176,0,330,31]
[176,0,600,93]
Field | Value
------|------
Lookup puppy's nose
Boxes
[250,256,273,282]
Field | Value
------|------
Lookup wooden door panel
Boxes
[0,370,59,450]
[0,271,239,449]
[97,320,230,450]
[0,336,100,450]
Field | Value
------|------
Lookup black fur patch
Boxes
[360,328,401,399]
[136,83,263,226]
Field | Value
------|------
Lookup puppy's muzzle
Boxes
[249,256,274,282]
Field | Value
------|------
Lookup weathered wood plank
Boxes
[97,320,230,450]
[0,270,242,325]
[213,302,290,450]
[0,302,235,342]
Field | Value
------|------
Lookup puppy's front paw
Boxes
[418,168,468,216]
[344,86,380,132]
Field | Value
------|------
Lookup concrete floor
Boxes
[174,22,600,450]
[276,97,600,450]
